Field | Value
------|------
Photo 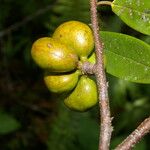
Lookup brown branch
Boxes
[0,2,57,38]
[90,0,112,150]
[78,61,95,75]
[115,117,150,150]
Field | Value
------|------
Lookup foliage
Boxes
[47,102,99,150]
[48,0,91,31]
[0,0,150,149]
[112,0,150,35]
[101,31,150,83]
[0,110,20,134]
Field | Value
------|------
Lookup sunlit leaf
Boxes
[111,0,150,35]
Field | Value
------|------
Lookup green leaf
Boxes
[141,35,150,44]
[76,114,99,150]
[111,0,150,35]
[0,111,20,134]
[100,31,150,83]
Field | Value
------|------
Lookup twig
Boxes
[90,0,112,150]
[78,61,95,75]
[97,1,112,6]
[0,2,57,38]
[115,117,150,150]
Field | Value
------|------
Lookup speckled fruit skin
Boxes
[53,21,94,59]
[44,71,80,93]
[31,37,78,72]
[64,76,98,112]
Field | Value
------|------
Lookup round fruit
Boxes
[53,21,94,59]
[44,70,80,93]
[64,76,98,112]
[31,37,78,72]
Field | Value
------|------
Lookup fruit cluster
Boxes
[31,21,98,112]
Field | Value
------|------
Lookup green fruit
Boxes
[88,52,106,67]
[44,71,80,93]
[64,76,98,112]
[31,37,78,72]
[53,21,94,59]
[88,52,96,64]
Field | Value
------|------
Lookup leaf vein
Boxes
[107,50,150,69]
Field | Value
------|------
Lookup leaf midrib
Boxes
[107,50,150,69]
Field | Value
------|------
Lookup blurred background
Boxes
[0,0,150,149]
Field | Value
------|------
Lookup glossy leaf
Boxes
[111,0,150,35]
[100,31,150,83]
[0,111,20,134]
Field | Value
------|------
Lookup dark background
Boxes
[0,0,150,149]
